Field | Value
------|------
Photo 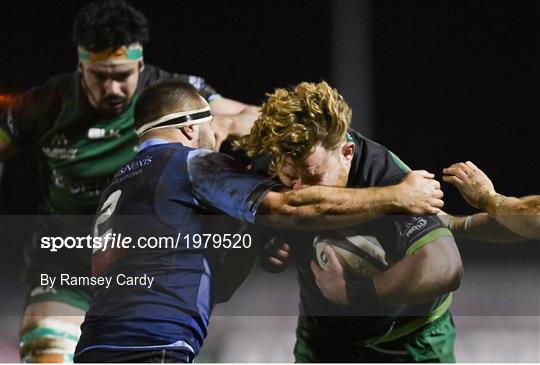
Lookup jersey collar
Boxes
[346,130,361,187]
[138,138,170,152]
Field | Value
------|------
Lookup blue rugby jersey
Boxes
[75,140,279,357]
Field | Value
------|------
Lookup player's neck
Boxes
[139,129,193,147]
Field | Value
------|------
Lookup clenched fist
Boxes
[396,170,444,215]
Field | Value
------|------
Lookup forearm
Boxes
[372,237,462,305]
[212,103,259,140]
[444,213,526,242]
[225,105,259,128]
[482,194,540,240]
[258,185,401,230]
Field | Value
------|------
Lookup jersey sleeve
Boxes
[182,75,221,103]
[0,82,61,147]
[186,149,281,223]
[375,149,411,186]
[348,130,411,187]
[393,215,453,256]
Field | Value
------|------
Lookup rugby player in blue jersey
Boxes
[74,79,445,362]
[0,1,261,361]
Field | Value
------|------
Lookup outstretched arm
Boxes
[257,170,444,230]
[440,212,526,242]
[481,195,540,240]
[443,161,540,240]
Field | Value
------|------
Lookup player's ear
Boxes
[340,142,355,161]
[138,61,145,73]
[180,125,197,140]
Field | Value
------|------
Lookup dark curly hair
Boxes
[73,0,149,51]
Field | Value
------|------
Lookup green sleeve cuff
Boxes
[406,227,453,256]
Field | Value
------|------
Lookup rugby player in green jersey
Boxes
[0,1,259,362]
[237,81,463,362]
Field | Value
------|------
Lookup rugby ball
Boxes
[314,229,388,278]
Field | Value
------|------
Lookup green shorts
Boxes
[294,311,456,363]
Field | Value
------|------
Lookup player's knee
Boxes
[20,318,81,363]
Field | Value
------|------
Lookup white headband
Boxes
[136,107,212,136]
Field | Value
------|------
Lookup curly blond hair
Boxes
[236,81,352,173]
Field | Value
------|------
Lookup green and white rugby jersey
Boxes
[284,130,454,342]
[0,65,219,282]
[0,65,218,220]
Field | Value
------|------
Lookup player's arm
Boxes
[363,216,462,305]
[480,194,540,240]
[0,84,58,162]
[370,235,462,305]
[311,236,462,307]
[209,97,259,149]
[175,74,259,149]
[189,152,443,230]
[257,170,444,230]
[440,212,527,242]
[311,217,461,307]
[443,161,540,240]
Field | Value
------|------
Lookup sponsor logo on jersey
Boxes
[43,133,78,159]
[115,156,153,177]
[43,147,78,160]
[52,169,108,196]
[87,128,121,139]
[402,217,428,239]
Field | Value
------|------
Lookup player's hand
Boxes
[260,237,291,273]
[396,170,444,215]
[442,161,496,210]
[310,246,349,306]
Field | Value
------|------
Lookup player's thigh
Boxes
[377,312,456,363]
[20,301,85,363]
[402,313,456,363]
